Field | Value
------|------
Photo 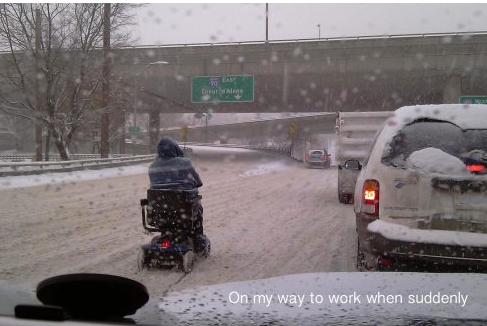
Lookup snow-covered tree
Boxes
[0,3,139,160]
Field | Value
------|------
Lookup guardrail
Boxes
[0,153,132,162]
[0,144,292,177]
[0,154,155,177]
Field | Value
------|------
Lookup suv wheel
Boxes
[357,240,378,271]
[364,251,378,270]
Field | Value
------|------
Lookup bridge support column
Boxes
[442,75,462,104]
[148,110,160,153]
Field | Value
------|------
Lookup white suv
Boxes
[354,104,487,270]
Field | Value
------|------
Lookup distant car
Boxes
[354,104,487,270]
[305,149,330,168]
[337,159,361,204]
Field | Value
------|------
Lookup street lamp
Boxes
[317,24,321,39]
[132,60,169,155]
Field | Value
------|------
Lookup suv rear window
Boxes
[381,119,487,168]
[344,160,360,170]
[310,150,323,155]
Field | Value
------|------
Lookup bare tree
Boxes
[0,3,139,160]
[0,113,32,151]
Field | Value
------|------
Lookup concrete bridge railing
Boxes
[123,30,487,49]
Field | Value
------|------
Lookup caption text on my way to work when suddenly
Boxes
[228,291,469,308]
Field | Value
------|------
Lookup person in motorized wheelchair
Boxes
[140,137,209,272]
[148,137,204,240]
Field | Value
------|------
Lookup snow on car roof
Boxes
[392,104,487,130]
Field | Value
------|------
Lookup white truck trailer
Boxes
[336,111,393,204]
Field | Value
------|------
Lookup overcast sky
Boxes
[134,3,487,45]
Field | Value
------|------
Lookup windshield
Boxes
[2,3,487,326]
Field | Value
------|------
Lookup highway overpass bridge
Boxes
[3,31,487,152]
[113,31,487,149]
[116,31,487,116]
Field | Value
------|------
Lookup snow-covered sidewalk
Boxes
[0,163,151,190]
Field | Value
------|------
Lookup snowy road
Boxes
[0,147,357,297]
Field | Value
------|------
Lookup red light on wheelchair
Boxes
[467,164,485,172]
[161,239,171,248]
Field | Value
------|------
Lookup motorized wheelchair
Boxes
[138,189,210,273]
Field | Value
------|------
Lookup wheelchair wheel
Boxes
[182,251,194,274]
[203,237,211,258]
[137,249,147,272]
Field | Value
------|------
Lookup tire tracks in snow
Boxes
[0,151,357,296]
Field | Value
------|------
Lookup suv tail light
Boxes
[321,155,327,161]
[362,179,380,216]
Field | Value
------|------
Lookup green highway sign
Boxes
[128,126,140,134]
[191,75,254,103]
[459,95,487,104]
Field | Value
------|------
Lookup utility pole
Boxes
[35,8,42,161]
[132,77,137,156]
[265,3,269,43]
[100,3,111,158]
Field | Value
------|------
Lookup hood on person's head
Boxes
[157,137,184,158]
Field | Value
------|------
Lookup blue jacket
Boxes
[148,137,203,191]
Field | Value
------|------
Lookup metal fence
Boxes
[0,154,155,177]
[0,153,132,162]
